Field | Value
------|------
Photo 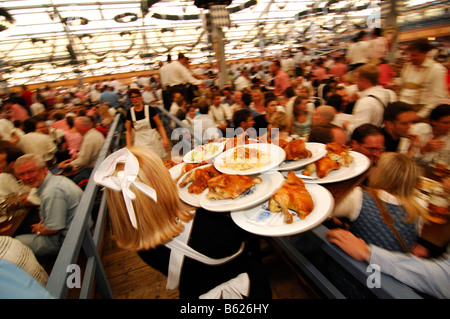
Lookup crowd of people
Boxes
[0,29,449,299]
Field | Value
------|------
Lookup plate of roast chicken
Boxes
[167,140,370,236]
[277,141,327,171]
[287,142,371,184]
[231,171,334,236]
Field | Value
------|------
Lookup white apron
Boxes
[130,105,166,158]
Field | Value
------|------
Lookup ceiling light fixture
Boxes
[120,31,132,37]
[62,17,89,26]
[0,7,14,32]
[77,34,92,39]
[31,38,46,45]
[114,13,138,23]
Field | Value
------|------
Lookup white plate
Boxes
[183,142,224,164]
[198,171,284,212]
[214,143,286,175]
[278,142,327,171]
[177,164,213,207]
[288,151,370,184]
[168,162,185,181]
[231,184,334,237]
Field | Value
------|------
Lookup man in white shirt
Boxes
[398,103,450,164]
[234,69,251,92]
[29,96,46,117]
[159,56,173,111]
[164,53,202,109]
[142,85,157,105]
[0,118,16,141]
[15,118,57,165]
[346,31,370,70]
[89,83,102,104]
[369,28,389,62]
[208,92,232,133]
[399,38,447,120]
[0,147,39,205]
[343,64,397,135]
[192,99,221,146]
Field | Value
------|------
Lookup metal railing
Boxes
[45,113,124,299]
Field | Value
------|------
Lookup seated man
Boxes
[12,118,57,166]
[14,154,84,259]
[398,103,450,164]
[193,98,221,146]
[58,116,105,185]
[232,108,256,134]
[382,102,418,154]
[0,147,40,206]
[350,123,385,165]
[208,92,232,133]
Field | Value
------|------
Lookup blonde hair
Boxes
[251,88,265,105]
[368,152,426,223]
[270,111,290,132]
[105,146,193,250]
[355,64,379,85]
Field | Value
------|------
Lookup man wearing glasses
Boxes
[350,123,385,165]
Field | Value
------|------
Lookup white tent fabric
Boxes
[0,0,443,86]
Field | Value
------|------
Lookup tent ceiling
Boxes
[0,0,444,86]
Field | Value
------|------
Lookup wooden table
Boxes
[0,207,37,237]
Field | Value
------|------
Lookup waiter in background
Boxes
[163,53,202,111]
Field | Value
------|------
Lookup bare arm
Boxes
[125,120,133,147]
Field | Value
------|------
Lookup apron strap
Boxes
[165,218,245,290]
[365,188,411,253]
[130,107,136,122]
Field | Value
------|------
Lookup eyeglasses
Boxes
[130,95,141,99]
[361,145,385,153]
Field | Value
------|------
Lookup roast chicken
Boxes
[179,165,222,194]
[325,142,353,167]
[302,142,353,178]
[269,171,314,224]
[302,157,340,178]
[206,174,262,200]
[283,139,312,161]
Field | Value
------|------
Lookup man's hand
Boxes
[31,221,59,236]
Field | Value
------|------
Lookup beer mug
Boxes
[431,150,450,177]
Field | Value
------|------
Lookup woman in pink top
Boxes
[64,116,82,158]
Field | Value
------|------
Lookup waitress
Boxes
[125,88,169,158]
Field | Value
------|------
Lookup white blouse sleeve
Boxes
[332,186,363,221]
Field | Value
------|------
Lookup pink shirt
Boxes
[329,63,348,83]
[274,70,291,96]
[10,104,29,122]
[51,119,70,132]
[378,64,396,88]
[64,130,83,157]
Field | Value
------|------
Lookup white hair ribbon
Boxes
[93,148,157,229]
